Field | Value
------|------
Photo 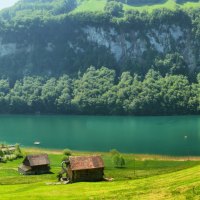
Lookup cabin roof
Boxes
[19,164,32,172]
[24,154,50,167]
[69,155,104,171]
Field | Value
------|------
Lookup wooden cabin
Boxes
[66,155,104,182]
[18,154,50,175]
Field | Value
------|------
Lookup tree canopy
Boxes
[0,66,199,115]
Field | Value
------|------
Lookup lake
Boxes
[0,115,200,156]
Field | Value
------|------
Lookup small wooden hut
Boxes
[65,155,104,182]
[18,154,50,175]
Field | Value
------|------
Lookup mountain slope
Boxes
[0,0,199,80]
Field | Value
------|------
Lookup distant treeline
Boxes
[0,66,199,115]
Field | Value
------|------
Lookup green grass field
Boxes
[1,148,200,199]
[73,0,200,14]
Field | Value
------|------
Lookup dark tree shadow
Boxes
[120,0,167,7]
[176,0,199,4]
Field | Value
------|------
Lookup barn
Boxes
[64,155,104,182]
[18,154,50,175]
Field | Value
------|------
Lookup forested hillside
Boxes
[0,0,199,114]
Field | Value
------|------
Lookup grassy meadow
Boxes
[1,148,200,199]
[73,0,200,14]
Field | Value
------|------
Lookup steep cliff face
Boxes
[83,24,197,70]
[0,15,199,79]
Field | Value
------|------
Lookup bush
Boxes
[62,155,69,162]
[105,1,124,17]
[112,154,126,168]
[4,154,17,161]
[0,144,23,162]
[0,150,3,157]
[57,172,63,181]
[63,148,72,156]
[14,151,23,158]
[14,144,23,158]
[110,149,120,156]
[2,157,8,163]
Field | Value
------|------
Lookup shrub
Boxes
[0,150,3,157]
[14,144,23,158]
[112,154,126,168]
[105,1,124,17]
[14,151,23,158]
[110,149,120,156]
[57,172,63,181]
[4,154,17,161]
[63,148,72,156]
[2,156,7,163]
[62,156,69,162]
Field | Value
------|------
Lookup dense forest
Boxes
[0,66,199,115]
[0,0,199,115]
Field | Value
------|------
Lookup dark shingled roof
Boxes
[69,155,104,171]
[25,154,50,167]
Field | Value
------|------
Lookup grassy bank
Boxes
[1,148,200,199]
[72,0,200,14]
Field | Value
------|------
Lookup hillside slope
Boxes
[73,0,200,13]
[1,166,200,199]
[0,0,199,115]
[1,149,200,199]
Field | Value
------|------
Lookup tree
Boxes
[110,149,120,156]
[0,79,10,113]
[9,77,44,113]
[188,82,198,114]
[112,154,126,168]
[71,66,115,114]
[14,144,23,158]
[41,78,59,112]
[137,70,162,115]
[154,53,188,76]
[62,148,72,161]
[55,75,72,113]
[63,148,72,156]
[194,73,200,112]
[53,0,77,15]
[159,74,191,114]
[105,1,124,17]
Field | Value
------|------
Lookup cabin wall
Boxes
[67,168,73,181]
[18,165,50,175]
[72,168,104,182]
[18,167,33,175]
[32,165,50,174]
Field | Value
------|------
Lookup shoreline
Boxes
[0,113,200,117]
[23,147,200,161]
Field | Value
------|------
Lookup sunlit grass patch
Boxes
[72,0,107,13]
[72,0,200,14]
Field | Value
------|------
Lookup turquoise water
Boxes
[0,115,200,156]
